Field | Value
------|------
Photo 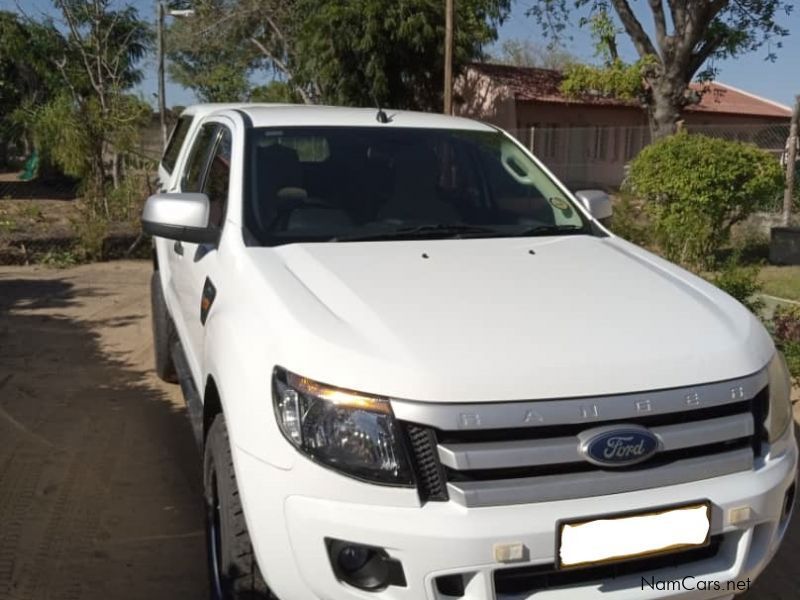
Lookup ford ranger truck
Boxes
[142,104,797,600]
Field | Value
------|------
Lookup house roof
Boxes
[466,63,792,118]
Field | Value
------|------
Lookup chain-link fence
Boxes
[509,123,791,191]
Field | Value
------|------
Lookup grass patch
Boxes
[758,266,800,303]
[37,248,80,268]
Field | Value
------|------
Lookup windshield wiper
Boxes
[514,224,587,237]
[331,224,506,242]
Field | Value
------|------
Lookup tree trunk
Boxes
[647,82,682,141]
[111,152,121,190]
[782,96,799,226]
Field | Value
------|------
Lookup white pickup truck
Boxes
[143,103,797,600]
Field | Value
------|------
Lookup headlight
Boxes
[272,367,413,485]
[766,352,793,443]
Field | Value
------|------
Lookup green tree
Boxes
[295,0,510,110]
[166,0,256,103]
[250,81,302,103]
[0,11,67,165]
[528,1,792,139]
[166,0,510,110]
[40,0,152,215]
[166,0,311,103]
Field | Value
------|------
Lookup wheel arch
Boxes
[204,375,223,441]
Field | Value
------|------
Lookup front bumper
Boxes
[234,429,797,600]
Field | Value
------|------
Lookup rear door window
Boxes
[181,124,219,193]
[202,128,232,229]
[162,115,193,174]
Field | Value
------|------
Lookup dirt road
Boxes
[0,260,797,599]
[0,261,207,600]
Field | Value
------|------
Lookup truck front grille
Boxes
[395,372,768,507]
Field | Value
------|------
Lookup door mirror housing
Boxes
[142,193,217,244]
[575,190,613,221]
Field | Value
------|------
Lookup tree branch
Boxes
[248,37,314,105]
[54,0,105,102]
[674,1,727,74]
[649,0,668,46]
[668,0,687,32]
[609,0,660,58]
[687,30,726,77]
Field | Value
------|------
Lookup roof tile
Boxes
[466,63,791,118]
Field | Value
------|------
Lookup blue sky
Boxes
[3,0,798,109]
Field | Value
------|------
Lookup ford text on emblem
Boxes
[577,425,660,467]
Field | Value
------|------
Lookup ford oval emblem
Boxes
[578,425,660,467]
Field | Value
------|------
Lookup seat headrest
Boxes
[256,144,303,193]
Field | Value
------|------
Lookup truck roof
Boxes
[186,103,495,132]
[179,103,291,117]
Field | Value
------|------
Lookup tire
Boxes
[205,414,275,600]
[150,270,177,383]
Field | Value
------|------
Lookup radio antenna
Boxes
[372,93,391,124]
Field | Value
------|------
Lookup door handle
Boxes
[174,240,184,256]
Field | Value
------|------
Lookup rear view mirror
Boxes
[142,193,217,244]
[574,190,613,222]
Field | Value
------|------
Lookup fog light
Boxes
[338,544,371,573]
[326,538,407,591]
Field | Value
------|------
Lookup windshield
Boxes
[243,126,593,245]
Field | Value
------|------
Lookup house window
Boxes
[612,127,622,162]
[546,124,558,158]
[624,127,641,160]
[591,126,608,161]
[531,123,558,159]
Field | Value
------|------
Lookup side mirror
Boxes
[575,190,613,221]
[141,192,217,244]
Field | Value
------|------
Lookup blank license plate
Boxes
[557,502,711,569]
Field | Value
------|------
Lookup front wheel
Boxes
[204,414,275,599]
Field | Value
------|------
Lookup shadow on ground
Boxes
[0,267,208,600]
[0,178,78,201]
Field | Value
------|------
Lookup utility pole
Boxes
[443,0,454,115]
[157,0,167,149]
[783,95,799,226]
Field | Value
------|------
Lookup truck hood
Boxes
[247,235,773,403]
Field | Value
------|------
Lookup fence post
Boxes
[783,95,800,226]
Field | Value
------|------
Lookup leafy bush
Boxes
[729,220,770,264]
[773,306,800,387]
[561,56,658,102]
[774,305,800,343]
[626,132,784,269]
[608,193,652,247]
[710,258,764,314]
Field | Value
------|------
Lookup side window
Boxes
[203,128,232,229]
[162,115,193,174]
[181,124,218,192]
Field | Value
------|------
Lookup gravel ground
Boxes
[0,260,797,599]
